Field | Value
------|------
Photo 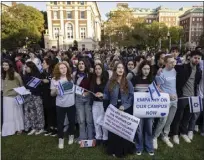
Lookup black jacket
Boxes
[175,63,202,97]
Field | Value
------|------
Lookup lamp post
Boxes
[25,37,28,48]
[57,30,60,51]
[167,31,171,50]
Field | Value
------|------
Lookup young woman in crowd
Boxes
[126,60,135,73]
[103,62,134,158]
[22,61,45,135]
[41,58,57,136]
[90,64,109,146]
[50,62,76,149]
[131,60,154,156]
[1,60,24,136]
[26,52,42,72]
[73,59,94,142]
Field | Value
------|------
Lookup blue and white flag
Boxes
[148,81,161,100]
[75,85,85,95]
[189,96,203,113]
[37,64,43,73]
[15,95,24,105]
[27,77,41,88]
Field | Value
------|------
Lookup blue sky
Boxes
[3,1,203,20]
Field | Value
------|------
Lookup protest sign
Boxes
[189,96,203,113]
[80,140,96,148]
[134,92,170,118]
[103,104,140,143]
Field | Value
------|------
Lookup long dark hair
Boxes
[43,57,54,74]
[137,60,153,83]
[1,59,15,80]
[25,61,41,77]
[90,64,108,92]
[76,58,90,75]
[108,61,129,94]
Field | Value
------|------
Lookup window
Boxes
[200,18,202,21]
[53,11,58,19]
[197,18,199,21]
[53,27,60,39]
[67,1,71,4]
[67,11,72,19]
[82,44,85,49]
[67,23,73,39]
[149,19,151,23]
[81,11,85,19]
[193,18,195,21]
[54,1,57,5]
[80,27,86,39]
[80,2,84,5]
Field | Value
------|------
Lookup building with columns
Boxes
[44,1,101,50]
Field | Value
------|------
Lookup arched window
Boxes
[67,23,73,39]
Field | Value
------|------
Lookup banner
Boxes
[134,92,170,118]
[189,96,203,113]
[103,104,140,143]
[80,140,96,148]
[27,77,41,88]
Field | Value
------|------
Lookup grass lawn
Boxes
[1,133,204,160]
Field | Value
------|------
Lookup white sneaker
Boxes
[188,131,194,140]
[35,129,44,135]
[27,129,36,135]
[173,135,180,144]
[58,138,64,149]
[194,125,199,132]
[180,134,191,143]
[162,136,173,148]
[153,138,158,149]
[68,135,74,145]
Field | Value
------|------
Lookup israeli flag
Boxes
[37,64,43,73]
[189,96,203,113]
[58,82,64,96]
[75,85,85,95]
[15,95,24,105]
[27,77,41,88]
[148,81,161,100]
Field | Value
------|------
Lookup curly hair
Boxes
[1,59,15,80]
[52,62,72,81]
[108,61,129,94]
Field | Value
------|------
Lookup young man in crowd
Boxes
[153,55,177,149]
[171,50,202,144]
[170,46,182,65]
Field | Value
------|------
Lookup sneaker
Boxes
[188,131,193,140]
[58,138,64,149]
[194,125,199,132]
[50,130,57,137]
[148,152,154,156]
[68,135,74,145]
[180,134,191,143]
[162,136,173,148]
[173,135,180,144]
[153,138,158,149]
[44,131,52,136]
[35,129,44,135]
[27,129,36,135]
[136,151,142,156]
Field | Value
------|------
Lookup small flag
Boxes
[75,86,85,95]
[27,77,41,88]
[148,81,161,100]
[15,95,24,105]
[189,96,203,113]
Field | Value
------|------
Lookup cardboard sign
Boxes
[80,140,96,148]
[103,104,140,143]
[134,92,170,118]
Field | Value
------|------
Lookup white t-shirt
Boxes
[50,77,75,107]
[198,60,203,98]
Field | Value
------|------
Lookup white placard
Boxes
[103,104,140,143]
[134,92,170,118]
[13,86,31,95]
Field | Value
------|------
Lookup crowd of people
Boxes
[1,46,204,158]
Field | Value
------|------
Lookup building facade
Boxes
[179,7,204,48]
[44,1,101,50]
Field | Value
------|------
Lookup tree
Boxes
[1,4,44,50]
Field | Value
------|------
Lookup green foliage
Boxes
[1,4,44,50]
[73,40,78,48]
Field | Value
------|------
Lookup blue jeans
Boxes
[135,118,154,152]
[75,94,94,140]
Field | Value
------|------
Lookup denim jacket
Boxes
[103,80,134,110]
